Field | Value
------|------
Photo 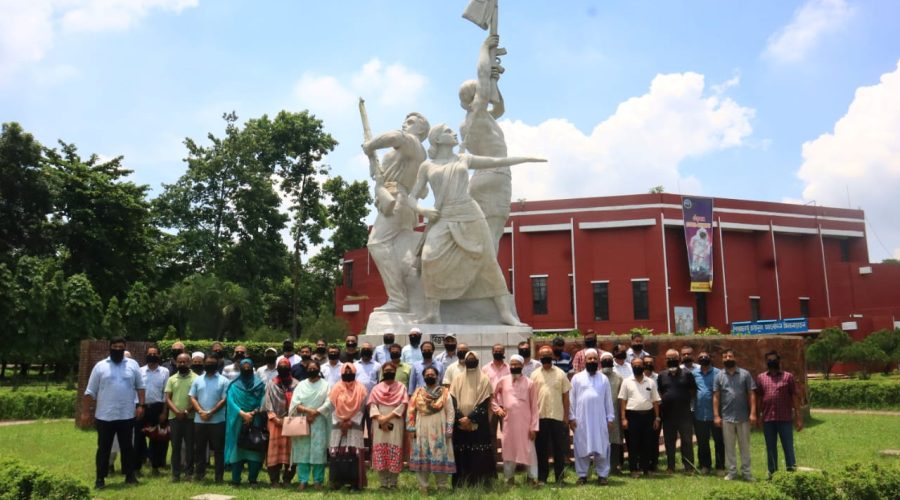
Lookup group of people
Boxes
[82,331,803,492]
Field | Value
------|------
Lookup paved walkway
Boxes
[0,418,73,427]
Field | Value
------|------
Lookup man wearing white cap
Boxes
[569,349,616,486]
[492,355,539,485]
[401,327,423,364]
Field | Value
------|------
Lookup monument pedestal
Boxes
[361,311,532,360]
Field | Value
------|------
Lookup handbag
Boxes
[237,421,269,453]
[143,424,170,442]
[282,415,309,437]
[328,436,361,489]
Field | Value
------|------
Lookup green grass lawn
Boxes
[2,412,898,499]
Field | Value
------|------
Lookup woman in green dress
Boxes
[224,357,266,486]
[288,362,332,490]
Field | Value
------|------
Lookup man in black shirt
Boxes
[657,348,697,474]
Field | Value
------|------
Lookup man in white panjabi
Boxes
[568,349,616,486]
[410,124,544,326]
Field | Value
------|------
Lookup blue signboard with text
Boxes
[731,318,808,335]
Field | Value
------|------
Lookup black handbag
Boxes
[237,420,269,453]
[328,436,361,489]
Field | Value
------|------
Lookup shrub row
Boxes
[0,390,76,420]
[709,463,900,500]
[0,457,90,499]
[808,378,900,409]
[157,340,303,363]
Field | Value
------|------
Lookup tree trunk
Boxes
[19,362,29,377]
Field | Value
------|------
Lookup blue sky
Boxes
[2,0,899,260]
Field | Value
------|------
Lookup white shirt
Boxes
[221,363,241,381]
[276,354,302,367]
[401,345,423,365]
[321,361,344,387]
[256,365,277,384]
[613,360,633,381]
[522,359,543,378]
[625,348,645,365]
[353,359,382,394]
[443,361,463,387]
[140,364,169,404]
[373,344,392,365]
[434,349,457,369]
[617,375,661,411]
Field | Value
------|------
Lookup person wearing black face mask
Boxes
[166,353,197,482]
[551,337,572,374]
[164,341,186,376]
[531,345,573,485]
[211,342,230,374]
[569,350,615,486]
[276,339,300,368]
[340,335,360,363]
[693,351,724,474]
[353,341,380,454]
[516,341,541,377]
[136,346,171,476]
[409,341,443,398]
[264,359,299,486]
[257,347,279,384]
[385,344,412,388]
[289,362,329,489]
[626,334,645,364]
[402,328,424,364]
[224,358,267,486]
[756,350,801,479]
[442,343,469,388]
[493,355,540,485]
[83,337,145,489]
[618,357,661,478]
[222,346,247,382]
[612,344,632,381]
[657,349,697,474]
[367,361,408,489]
[190,356,229,484]
[599,353,625,475]
[312,340,328,364]
[572,330,610,374]
[434,334,458,369]
[484,343,511,458]
[375,330,395,364]
[449,352,496,487]
[321,347,344,387]
[712,349,757,481]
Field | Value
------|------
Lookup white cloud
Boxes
[763,0,853,64]
[797,59,900,261]
[502,72,754,201]
[294,58,428,121]
[0,0,198,83]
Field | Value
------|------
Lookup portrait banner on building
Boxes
[682,196,714,292]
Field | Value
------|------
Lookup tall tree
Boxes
[45,142,155,300]
[0,123,53,263]
[242,110,338,338]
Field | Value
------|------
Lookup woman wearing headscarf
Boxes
[288,362,331,491]
[264,358,298,487]
[328,363,368,490]
[449,351,495,487]
[408,365,456,494]
[367,362,409,489]
[224,357,266,486]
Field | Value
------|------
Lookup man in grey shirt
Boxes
[713,349,757,481]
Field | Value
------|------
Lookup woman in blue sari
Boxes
[224,357,266,486]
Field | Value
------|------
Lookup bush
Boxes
[0,390,76,420]
[808,378,900,409]
[0,457,90,499]
[709,464,900,500]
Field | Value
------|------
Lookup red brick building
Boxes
[335,193,900,340]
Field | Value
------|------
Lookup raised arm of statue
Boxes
[363,130,407,155]
[473,34,499,113]
[468,154,546,171]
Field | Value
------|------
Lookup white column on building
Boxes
[660,212,671,334]
[769,221,783,320]
[717,217,729,325]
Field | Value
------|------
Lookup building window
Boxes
[840,239,850,262]
[750,297,761,321]
[632,280,649,320]
[531,276,548,315]
[799,298,810,318]
[593,282,609,321]
[696,293,708,328]
[342,261,353,289]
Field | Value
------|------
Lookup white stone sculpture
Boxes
[409,124,545,326]
[361,112,431,313]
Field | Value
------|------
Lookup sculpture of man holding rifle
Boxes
[361,111,431,313]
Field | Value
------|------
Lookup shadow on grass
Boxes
[804,416,826,429]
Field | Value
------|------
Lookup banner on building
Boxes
[682,196,714,292]
[732,318,808,335]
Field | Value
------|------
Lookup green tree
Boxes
[806,327,852,379]
[122,281,155,339]
[164,273,250,341]
[60,273,103,380]
[102,296,126,338]
[840,340,889,379]
[859,329,900,373]
[0,123,53,263]
[45,142,155,300]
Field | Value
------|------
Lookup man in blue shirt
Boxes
[551,337,572,374]
[692,351,724,475]
[82,337,146,490]
[189,354,229,483]
[407,341,444,395]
